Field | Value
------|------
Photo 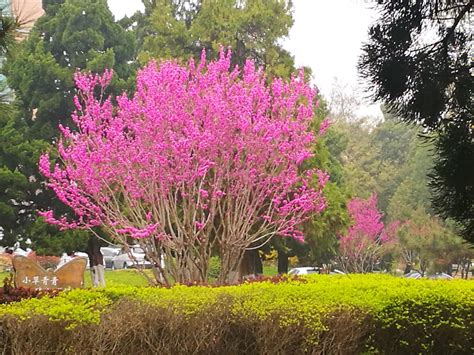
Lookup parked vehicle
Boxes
[112,246,151,269]
[404,271,422,279]
[100,246,121,269]
[288,267,346,275]
[427,272,453,280]
[57,252,72,268]
[73,252,90,269]
[12,247,29,256]
[403,271,453,280]
[288,267,321,275]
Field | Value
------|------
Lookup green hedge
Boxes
[0,274,472,354]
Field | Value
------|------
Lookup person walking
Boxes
[86,235,105,287]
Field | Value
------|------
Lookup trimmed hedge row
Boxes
[0,274,472,354]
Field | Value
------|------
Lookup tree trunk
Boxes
[253,250,263,275]
[238,250,263,278]
[239,251,253,278]
[277,250,288,274]
[404,263,412,274]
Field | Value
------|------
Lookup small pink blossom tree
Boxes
[39,49,328,285]
[338,194,397,273]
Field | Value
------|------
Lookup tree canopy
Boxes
[4,0,136,142]
[0,0,136,251]
[138,0,299,79]
[359,0,473,241]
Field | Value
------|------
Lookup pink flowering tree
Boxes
[337,194,397,273]
[39,49,328,285]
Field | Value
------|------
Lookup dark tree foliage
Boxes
[0,15,16,55]
[137,0,300,80]
[0,0,135,250]
[0,10,42,246]
[430,125,474,239]
[5,0,136,142]
[359,0,473,241]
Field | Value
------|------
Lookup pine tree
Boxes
[359,0,473,241]
[0,0,136,250]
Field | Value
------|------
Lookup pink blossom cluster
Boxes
[339,194,395,256]
[39,49,327,241]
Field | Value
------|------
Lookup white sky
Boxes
[107,0,382,119]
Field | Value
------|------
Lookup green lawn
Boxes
[262,264,278,276]
[83,269,150,287]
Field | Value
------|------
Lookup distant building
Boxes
[0,0,11,16]
[0,0,44,39]
[0,0,43,99]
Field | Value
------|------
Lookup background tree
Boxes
[327,78,361,122]
[387,144,434,221]
[337,193,396,273]
[0,7,50,247]
[299,99,350,269]
[395,208,472,276]
[4,0,136,142]
[0,9,20,245]
[332,115,418,216]
[273,97,350,274]
[360,0,473,241]
[0,106,47,246]
[138,0,300,79]
[326,106,471,275]
[274,131,349,273]
[302,182,349,267]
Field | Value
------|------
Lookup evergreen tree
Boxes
[139,0,300,79]
[300,99,350,266]
[360,0,473,241]
[0,0,136,249]
[332,116,418,216]
[387,144,434,222]
[0,107,47,246]
[4,0,136,141]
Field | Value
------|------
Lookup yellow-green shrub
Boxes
[0,274,472,353]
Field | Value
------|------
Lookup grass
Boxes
[263,264,278,276]
[82,269,150,287]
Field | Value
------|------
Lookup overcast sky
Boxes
[107,0,382,118]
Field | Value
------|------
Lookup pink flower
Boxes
[339,193,398,257]
[38,48,328,246]
[318,117,331,137]
[194,221,205,230]
[199,189,209,199]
